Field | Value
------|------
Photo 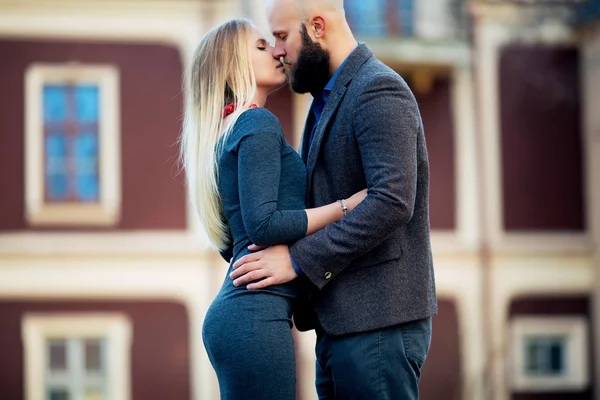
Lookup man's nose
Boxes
[272,44,286,60]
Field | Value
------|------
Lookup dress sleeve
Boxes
[236,111,308,246]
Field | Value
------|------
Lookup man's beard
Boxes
[288,25,331,94]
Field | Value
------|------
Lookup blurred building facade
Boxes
[0,0,597,399]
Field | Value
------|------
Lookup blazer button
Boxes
[324,272,332,280]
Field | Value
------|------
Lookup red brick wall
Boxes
[0,39,187,231]
[499,46,585,231]
[413,78,457,230]
[0,300,190,400]
[421,299,462,400]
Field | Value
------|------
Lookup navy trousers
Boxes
[315,317,432,400]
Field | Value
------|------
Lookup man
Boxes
[229,0,437,398]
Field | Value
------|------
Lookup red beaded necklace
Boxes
[222,103,258,118]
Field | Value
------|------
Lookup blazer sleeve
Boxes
[236,111,308,246]
[288,73,421,290]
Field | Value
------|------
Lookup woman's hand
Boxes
[345,189,368,212]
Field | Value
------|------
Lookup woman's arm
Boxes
[236,110,366,247]
[304,189,367,236]
[237,125,306,246]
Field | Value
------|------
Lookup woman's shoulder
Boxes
[236,107,281,131]
[229,107,284,143]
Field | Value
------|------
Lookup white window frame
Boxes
[24,64,121,226]
[22,313,132,400]
[45,337,107,397]
[509,316,589,392]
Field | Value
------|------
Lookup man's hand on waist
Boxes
[230,244,297,290]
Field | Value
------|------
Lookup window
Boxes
[46,338,107,400]
[397,0,415,36]
[22,313,132,400]
[43,84,100,203]
[345,0,415,37]
[523,335,566,377]
[25,64,121,226]
[345,0,388,36]
[510,317,589,391]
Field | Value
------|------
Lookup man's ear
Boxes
[310,16,326,39]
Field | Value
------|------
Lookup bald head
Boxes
[266,0,352,44]
[267,0,357,86]
[267,0,344,22]
[298,0,345,17]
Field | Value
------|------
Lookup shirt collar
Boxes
[312,47,356,98]
[324,52,351,93]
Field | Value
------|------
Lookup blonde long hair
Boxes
[180,19,257,250]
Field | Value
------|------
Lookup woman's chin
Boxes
[266,79,289,94]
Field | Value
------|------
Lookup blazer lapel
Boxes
[299,101,316,164]
[306,85,348,187]
[305,43,374,190]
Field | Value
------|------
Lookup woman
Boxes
[180,19,366,399]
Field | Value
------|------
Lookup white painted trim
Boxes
[430,231,480,256]
[414,0,463,40]
[476,18,509,250]
[509,317,589,391]
[474,16,588,254]
[0,0,207,57]
[25,64,121,226]
[489,257,594,400]
[0,0,212,243]
[45,338,106,395]
[292,93,312,151]
[22,313,132,400]
[474,14,590,398]
[471,4,577,40]
[434,259,486,400]
[580,22,600,400]
[293,329,318,400]
[494,233,592,255]
[451,65,480,250]
[361,37,472,68]
[492,258,595,304]
[0,257,218,400]
[0,232,210,256]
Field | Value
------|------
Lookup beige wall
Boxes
[472,4,594,399]
[581,21,600,400]
[2,1,597,399]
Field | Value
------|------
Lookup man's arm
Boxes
[289,73,421,289]
[231,73,421,290]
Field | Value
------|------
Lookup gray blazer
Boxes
[290,44,437,335]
